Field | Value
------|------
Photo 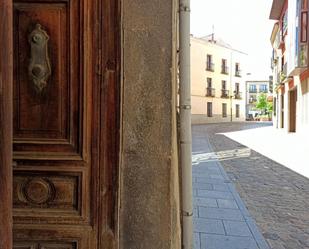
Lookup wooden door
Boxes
[0,0,13,247]
[289,89,297,132]
[12,0,120,248]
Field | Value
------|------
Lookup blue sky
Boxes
[191,0,276,79]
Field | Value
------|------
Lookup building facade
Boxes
[246,80,272,119]
[270,0,309,134]
[191,35,247,124]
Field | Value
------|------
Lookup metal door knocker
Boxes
[28,23,51,93]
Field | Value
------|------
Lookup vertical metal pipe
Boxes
[179,0,193,247]
[230,51,233,122]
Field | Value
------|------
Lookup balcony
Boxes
[221,66,229,74]
[249,88,257,93]
[234,91,242,99]
[206,87,215,97]
[235,70,241,77]
[280,63,287,81]
[221,89,229,98]
[206,63,215,72]
[259,89,268,93]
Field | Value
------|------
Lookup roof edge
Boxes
[269,0,285,20]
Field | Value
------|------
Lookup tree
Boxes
[255,93,268,114]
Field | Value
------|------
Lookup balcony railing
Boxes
[249,89,257,93]
[206,63,215,72]
[206,87,215,97]
[235,70,241,77]
[221,66,229,74]
[234,91,242,99]
[221,89,229,98]
[280,63,287,82]
[259,89,268,93]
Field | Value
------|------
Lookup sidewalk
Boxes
[193,136,270,249]
[221,126,309,179]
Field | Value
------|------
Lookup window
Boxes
[207,54,212,64]
[259,84,268,93]
[206,54,214,71]
[207,102,213,117]
[235,83,240,93]
[221,59,228,74]
[249,85,257,93]
[249,95,256,103]
[301,0,308,42]
[222,103,227,117]
[207,78,212,88]
[235,63,241,76]
[222,80,226,90]
[222,59,227,67]
[236,104,240,118]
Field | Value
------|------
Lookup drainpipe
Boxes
[230,51,233,122]
[179,0,193,248]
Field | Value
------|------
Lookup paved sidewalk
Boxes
[193,136,270,249]
[196,122,309,249]
[221,125,309,179]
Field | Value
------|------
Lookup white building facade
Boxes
[246,80,272,119]
[191,35,248,124]
[270,0,309,134]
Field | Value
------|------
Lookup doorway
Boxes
[1,0,121,248]
[289,88,297,132]
[281,94,284,128]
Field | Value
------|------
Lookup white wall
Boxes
[297,78,309,134]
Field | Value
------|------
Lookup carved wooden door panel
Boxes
[12,0,119,248]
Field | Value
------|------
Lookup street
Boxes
[193,122,309,249]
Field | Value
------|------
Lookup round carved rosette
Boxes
[22,178,55,205]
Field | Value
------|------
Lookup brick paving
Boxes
[193,122,309,249]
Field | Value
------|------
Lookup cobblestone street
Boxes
[193,122,309,249]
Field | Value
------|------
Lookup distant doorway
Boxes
[289,88,297,132]
[281,94,284,128]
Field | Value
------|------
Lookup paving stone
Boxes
[193,207,198,217]
[213,183,230,192]
[209,174,225,180]
[223,220,252,237]
[197,190,234,199]
[194,233,201,249]
[193,122,309,249]
[200,234,259,249]
[193,218,225,235]
[194,197,218,208]
[193,182,214,190]
[199,207,244,221]
[217,199,239,209]
[195,177,225,184]
[193,167,221,173]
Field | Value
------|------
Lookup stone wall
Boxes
[119,0,181,248]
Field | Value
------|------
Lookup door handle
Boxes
[28,23,51,94]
